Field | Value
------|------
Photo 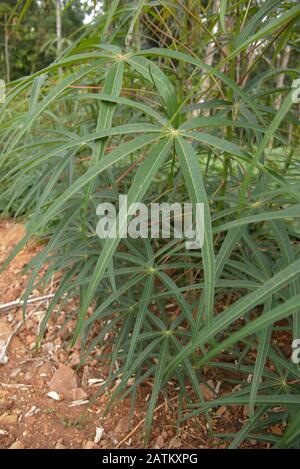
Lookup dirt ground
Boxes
[0,219,268,449]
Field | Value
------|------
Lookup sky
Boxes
[83,0,103,24]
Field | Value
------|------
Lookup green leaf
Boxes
[175,136,215,325]
[144,335,169,444]
[238,91,296,213]
[72,137,173,344]
[220,0,227,33]
[167,258,300,375]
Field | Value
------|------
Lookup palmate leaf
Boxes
[101,0,121,39]
[0,59,111,160]
[220,0,228,34]
[181,130,251,160]
[1,124,162,186]
[0,132,161,276]
[213,205,300,234]
[228,406,269,449]
[270,220,300,338]
[82,59,125,220]
[121,273,154,379]
[180,117,265,132]
[157,271,194,327]
[125,0,146,46]
[236,0,281,45]
[3,51,116,93]
[139,48,265,122]
[193,292,300,370]
[167,258,300,376]
[274,408,300,449]
[76,57,124,300]
[127,55,178,124]
[249,309,273,417]
[185,393,300,421]
[72,137,173,344]
[84,273,150,355]
[242,229,274,418]
[175,136,215,325]
[144,335,169,443]
[186,131,300,203]
[21,205,80,317]
[75,93,166,125]
[238,91,297,212]
[103,335,163,417]
[229,4,300,61]
[26,131,160,225]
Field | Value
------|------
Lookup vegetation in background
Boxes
[0,0,300,448]
[0,0,86,81]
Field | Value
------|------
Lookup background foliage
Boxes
[0,0,86,81]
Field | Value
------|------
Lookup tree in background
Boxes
[0,0,86,81]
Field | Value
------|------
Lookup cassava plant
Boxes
[1,0,300,447]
